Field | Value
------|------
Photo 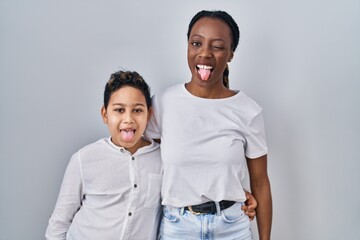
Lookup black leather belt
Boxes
[185,200,236,215]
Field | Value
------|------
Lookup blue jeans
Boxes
[159,202,252,240]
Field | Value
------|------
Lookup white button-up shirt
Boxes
[45,138,162,240]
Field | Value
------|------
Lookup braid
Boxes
[223,64,229,88]
[187,10,239,88]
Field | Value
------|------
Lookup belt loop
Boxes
[215,201,221,216]
[180,207,185,215]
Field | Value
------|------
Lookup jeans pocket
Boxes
[221,202,247,223]
[162,207,180,223]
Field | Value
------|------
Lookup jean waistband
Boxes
[184,200,236,215]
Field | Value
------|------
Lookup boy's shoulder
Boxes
[74,138,110,156]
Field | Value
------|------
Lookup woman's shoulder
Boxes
[153,84,184,98]
[232,90,263,116]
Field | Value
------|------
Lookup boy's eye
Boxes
[133,108,143,113]
[115,108,125,113]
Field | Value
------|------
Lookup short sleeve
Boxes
[145,94,162,139]
[245,111,268,159]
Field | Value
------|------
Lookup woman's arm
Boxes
[247,154,272,240]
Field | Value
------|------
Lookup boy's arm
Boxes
[247,155,272,240]
[45,153,83,240]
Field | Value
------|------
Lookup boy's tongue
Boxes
[198,68,211,81]
[121,130,134,141]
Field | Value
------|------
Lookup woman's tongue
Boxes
[198,68,211,81]
[121,129,135,141]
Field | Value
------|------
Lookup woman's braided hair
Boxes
[187,10,240,88]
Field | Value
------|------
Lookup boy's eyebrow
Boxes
[112,103,146,107]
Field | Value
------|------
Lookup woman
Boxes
[146,10,272,240]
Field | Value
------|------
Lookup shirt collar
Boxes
[105,137,158,155]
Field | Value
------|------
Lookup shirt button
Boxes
[120,148,124,153]
[131,157,135,161]
[128,212,132,216]
[134,184,137,188]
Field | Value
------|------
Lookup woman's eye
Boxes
[213,46,224,50]
[191,41,201,47]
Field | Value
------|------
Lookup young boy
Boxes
[45,70,162,240]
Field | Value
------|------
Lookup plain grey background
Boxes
[1,0,359,239]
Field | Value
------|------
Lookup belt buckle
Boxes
[188,206,201,215]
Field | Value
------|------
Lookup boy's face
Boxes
[101,86,151,154]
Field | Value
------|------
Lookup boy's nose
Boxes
[123,113,134,123]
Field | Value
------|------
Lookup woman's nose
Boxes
[199,45,212,58]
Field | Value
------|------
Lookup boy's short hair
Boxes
[104,70,151,109]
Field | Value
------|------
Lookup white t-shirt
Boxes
[146,84,267,207]
[45,138,162,240]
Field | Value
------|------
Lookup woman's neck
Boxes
[185,81,235,99]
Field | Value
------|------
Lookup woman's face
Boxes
[187,17,234,87]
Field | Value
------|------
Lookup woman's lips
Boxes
[197,65,213,80]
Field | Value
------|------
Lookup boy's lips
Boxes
[196,65,213,81]
[120,128,135,141]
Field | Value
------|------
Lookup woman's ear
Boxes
[101,106,108,124]
[228,50,234,62]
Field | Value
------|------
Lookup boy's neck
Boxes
[117,137,151,155]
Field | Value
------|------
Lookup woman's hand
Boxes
[242,191,257,221]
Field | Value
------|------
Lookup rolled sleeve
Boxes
[45,153,83,240]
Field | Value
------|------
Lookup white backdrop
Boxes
[0,0,359,239]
